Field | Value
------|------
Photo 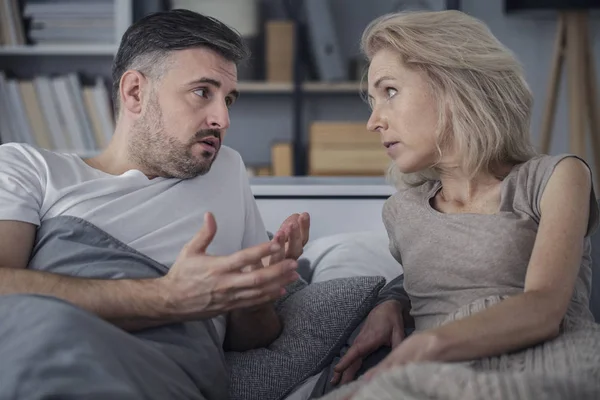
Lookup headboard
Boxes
[250,177,395,241]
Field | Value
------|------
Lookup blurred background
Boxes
[0,0,599,180]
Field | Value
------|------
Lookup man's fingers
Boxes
[228,276,295,302]
[286,221,303,259]
[225,260,298,290]
[229,291,286,311]
[269,231,286,266]
[218,241,283,272]
[299,212,310,245]
[184,212,217,255]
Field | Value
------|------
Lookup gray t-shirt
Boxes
[382,153,599,331]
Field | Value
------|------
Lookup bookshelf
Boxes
[0,0,373,175]
[0,44,119,55]
[0,0,133,157]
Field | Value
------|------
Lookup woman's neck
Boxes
[436,164,513,206]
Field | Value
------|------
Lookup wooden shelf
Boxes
[237,81,366,94]
[303,81,366,93]
[0,44,118,55]
[237,81,293,93]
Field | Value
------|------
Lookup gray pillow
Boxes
[225,275,386,400]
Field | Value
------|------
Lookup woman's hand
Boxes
[331,299,406,385]
[362,330,444,381]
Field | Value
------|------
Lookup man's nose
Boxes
[206,100,230,130]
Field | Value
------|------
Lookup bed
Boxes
[250,177,402,400]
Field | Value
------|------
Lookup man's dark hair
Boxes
[111,9,250,114]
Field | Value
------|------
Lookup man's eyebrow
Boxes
[187,77,239,99]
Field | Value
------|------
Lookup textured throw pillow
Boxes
[225,275,386,400]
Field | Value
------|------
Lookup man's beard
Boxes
[128,99,221,179]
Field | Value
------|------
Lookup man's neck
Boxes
[83,123,142,177]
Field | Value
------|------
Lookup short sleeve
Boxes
[526,153,599,237]
[0,143,45,225]
[237,153,269,249]
[382,196,403,265]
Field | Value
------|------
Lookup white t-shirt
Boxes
[0,142,270,343]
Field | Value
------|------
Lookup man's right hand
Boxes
[330,299,406,386]
[158,212,298,320]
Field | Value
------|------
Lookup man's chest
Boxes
[43,178,247,267]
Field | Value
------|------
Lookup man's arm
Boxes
[223,304,283,351]
[0,220,173,331]
[223,202,310,351]
[0,215,297,333]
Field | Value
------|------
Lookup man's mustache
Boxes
[195,130,221,141]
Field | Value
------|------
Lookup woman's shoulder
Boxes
[508,153,598,230]
[510,153,590,183]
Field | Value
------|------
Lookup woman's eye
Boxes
[386,87,397,98]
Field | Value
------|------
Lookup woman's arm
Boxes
[428,157,593,362]
[374,274,414,328]
[362,157,594,377]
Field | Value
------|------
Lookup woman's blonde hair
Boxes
[360,10,538,188]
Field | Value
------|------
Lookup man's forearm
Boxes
[224,303,282,351]
[0,267,173,331]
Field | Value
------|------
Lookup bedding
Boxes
[5,215,390,399]
[9,215,227,399]
[317,296,600,400]
[300,231,402,283]
[226,275,385,400]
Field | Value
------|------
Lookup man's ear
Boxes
[119,70,147,116]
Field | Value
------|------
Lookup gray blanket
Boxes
[0,216,227,400]
[318,295,600,400]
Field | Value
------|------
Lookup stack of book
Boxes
[0,71,114,155]
[23,0,115,45]
[0,0,26,45]
[308,122,390,176]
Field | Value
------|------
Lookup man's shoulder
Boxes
[0,142,75,168]
[217,145,243,162]
[0,143,51,171]
[210,145,245,175]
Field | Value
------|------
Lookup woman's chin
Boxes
[392,157,417,173]
[392,157,430,174]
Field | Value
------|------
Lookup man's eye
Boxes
[225,96,235,107]
[194,88,208,98]
[386,87,397,98]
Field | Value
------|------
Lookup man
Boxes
[0,9,309,399]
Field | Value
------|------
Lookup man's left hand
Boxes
[271,212,310,263]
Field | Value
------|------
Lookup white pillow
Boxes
[299,231,403,283]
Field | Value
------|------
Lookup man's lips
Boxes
[383,141,399,148]
[198,136,220,148]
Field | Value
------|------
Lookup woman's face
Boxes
[366,48,442,173]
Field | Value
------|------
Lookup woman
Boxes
[320,9,600,400]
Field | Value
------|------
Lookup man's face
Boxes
[129,47,239,179]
